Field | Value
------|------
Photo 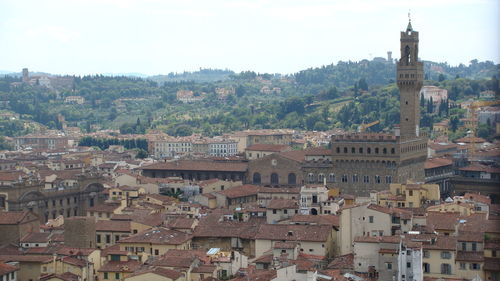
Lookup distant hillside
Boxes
[149,68,235,84]
[294,59,499,89]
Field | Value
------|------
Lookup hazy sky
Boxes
[1,0,498,76]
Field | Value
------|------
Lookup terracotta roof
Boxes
[279,150,307,162]
[87,203,120,213]
[0,262,18,275]
[290,214,339,227]
[485,241,500,250]
[459,164,500,173]
[55,247,97,256]
[127,266,183,280]
[457,231,484,242]
[216,184,260,199]
[255,224,331,242]
[98,260,142,273]
[191,264,216,273]
[367,204,412,219]
[61,256,87,267]
[354,236,401,244]
[463,193,491,205]
[267,199,298,209]
[40,272,79,281]
[455,251,484,262]
[245,144,291,152]
[484,257,500,271]
[327,254,353,270]
[0,255,53,263]
[455,136,486,143]
[0,211,37,225]
[253,253,273,264]
[258,187,300,194]
[165,217,196,230]
[142,160,248,172]
[118,227,192,245]
[422,236,457,251]
[426,212,460,231]
[95,220,131,232]
[194,220,263,239]
[424,157,453,169]
[0,171,25,181]
[101,244,128,256]
[20,232,51,243]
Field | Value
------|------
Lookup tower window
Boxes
[351,147,355,153]
[405,101,408,105]
[375,148,379,154]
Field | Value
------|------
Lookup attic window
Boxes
[287,231,293,236]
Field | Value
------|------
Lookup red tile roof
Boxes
[95,220,131,232]
[0,211,37,225]
[142,160,248,172]
[290,214,339,227]
[255,224,331,242]
[216,185,260,199]
[279,150,307,162]
[0,262,18,275]
[459,164,500,173]
[98,260,142,273]
[424,157,453,169]
[267,199,298,209]
[127,266,183,280]
[20,232,51,243]
[118,227,192,245]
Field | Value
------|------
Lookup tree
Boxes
[135,149,148,159]
[438,74,446,82]
[450,116,459,132]
[358,78,368,91]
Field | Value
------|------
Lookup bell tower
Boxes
[397,19,423,137]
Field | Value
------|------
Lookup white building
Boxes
[208,138,238,157]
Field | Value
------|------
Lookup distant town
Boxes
[0,21,499,281]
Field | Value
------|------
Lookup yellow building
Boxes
[377,182,440,208]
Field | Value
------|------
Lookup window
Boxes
[441,251,451,259]
[375,175,381,184]
[344,147,348,153]
[369,216,374,223]
[318,173,325,183]
[96,234,101,243]
[352,174,358,182]
[375,148,379,154]
[470,263,480,270]
[386,262,392,270]
[115,235,120,242]
[306,173,315,183]
[409,190,413,196]
[270,173,279,185]
[155,249,159,255]
[462,242,466,251]
[253,173,261,184]
[359,147,363,153]
[407,262,411,268]
[341,174,347,183]
[385,176,392,183]
[472,242,477,251]
[493,250,497,257]
[288,173,296,185]
[329,173,336,183]
[367,147,371,154]
[106,235,111,244]
[273,209,277,214]
[103,272,108,280]
[423,263,430,273]
[115,273,120,280]
[363,175,369,183]
[441,263,452,274]
[351,147,355,153]
[336,147,340,153]
[459,262,466,270]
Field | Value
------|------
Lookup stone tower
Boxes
[22,68,29,83]
[397,20,424,138]
[64,216,96,248]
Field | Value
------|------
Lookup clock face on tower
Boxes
[271,159,277,166]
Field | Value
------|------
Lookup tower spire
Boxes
[406,10,413,32]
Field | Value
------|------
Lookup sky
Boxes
[1,0,498,76]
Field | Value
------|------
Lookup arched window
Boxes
[351,147,355,153]
[271,173,279,185]
[391,148,395,154]
[308,173,315,184]
[440,264,451,275]
[359,147,363,153]
[367,147,371,154]
[318,173,325,183]
[344,147,348,153]
[329,173,336,183]
[375,148,379,154]
[383,148,387,154]
[288,173,296,185]
[336,147,340,153]
[253,173,261,184]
